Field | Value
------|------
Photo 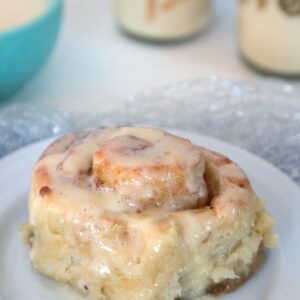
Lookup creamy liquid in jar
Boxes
[239,0,300,76]
[114,0,212,41]
[0,0,48,31]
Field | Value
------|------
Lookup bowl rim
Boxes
[0,0,63,37]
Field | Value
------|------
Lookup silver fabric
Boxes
[1,77,299,184]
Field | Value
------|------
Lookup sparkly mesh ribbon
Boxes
[1,77,300,184]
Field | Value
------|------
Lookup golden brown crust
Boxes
[207,244,265,296]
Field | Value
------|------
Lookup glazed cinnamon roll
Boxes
[26,127,276,300]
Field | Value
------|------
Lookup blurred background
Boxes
[2,0,299,113]
[1,2,300,299]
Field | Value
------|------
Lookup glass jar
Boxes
[238,0,300,76]
[114,0,212,41]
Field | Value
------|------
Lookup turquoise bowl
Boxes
[0,0,63,100]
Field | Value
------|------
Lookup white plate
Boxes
[0,130,299,300]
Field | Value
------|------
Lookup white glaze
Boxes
[37,127,207,212]
[27,128,276,300]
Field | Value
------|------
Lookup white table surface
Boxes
[3,0,260,113]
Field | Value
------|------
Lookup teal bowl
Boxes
[0,0,63,100]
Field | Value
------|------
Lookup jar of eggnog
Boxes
[239,0,300,76]
[113,0,212,41]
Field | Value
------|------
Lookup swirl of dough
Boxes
[93,132,209,210]
[36,127,208,212]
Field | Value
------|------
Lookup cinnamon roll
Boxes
[26,127,276,300]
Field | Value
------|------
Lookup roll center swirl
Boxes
[92,133,208,211]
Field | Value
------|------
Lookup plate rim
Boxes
[0,130,299,299]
